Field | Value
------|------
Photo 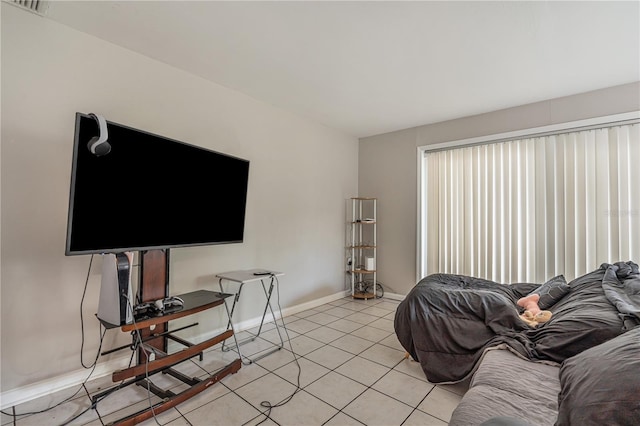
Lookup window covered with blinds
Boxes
[419,119,639,283]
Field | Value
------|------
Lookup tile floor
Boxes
[1,296,468,426]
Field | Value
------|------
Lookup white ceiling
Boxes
[43,1,640,138]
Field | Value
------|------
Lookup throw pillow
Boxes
[556,326,640,425]
[527,275,570,310]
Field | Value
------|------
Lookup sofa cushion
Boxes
[449,348,560,426]
[556,326,640,425]
[522,268,625,363]
[527,275,570,309]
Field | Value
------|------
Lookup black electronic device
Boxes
[65,112,250,255]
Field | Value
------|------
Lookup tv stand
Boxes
[93,249,241,426]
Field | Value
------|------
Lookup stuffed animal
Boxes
[517,294,552,327]
[519,309,552,327]
[517,293,542,315]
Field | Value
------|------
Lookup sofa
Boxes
[450,326,640,425]
[394,261,640,425]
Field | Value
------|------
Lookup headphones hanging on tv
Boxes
[87,113,111,156]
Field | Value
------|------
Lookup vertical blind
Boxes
[422,123,640,283]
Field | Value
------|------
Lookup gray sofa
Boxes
[449,327,640,426]
[394,262,640,426]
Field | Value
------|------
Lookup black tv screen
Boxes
[65,113,250,255]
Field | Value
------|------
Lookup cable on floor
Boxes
[239,274,302,426]
[1,255,106,422]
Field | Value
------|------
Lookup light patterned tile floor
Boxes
[2,296,467,425]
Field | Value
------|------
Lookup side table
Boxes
[216,269,285,364]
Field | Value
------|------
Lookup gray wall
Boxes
[1,4,357,398]
[359,82,640,295]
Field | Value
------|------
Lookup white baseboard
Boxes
[0,290,351,410]
[0,355,132,410]
[383,292,405,301]
[232,289,351,332]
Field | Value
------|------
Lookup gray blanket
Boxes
[394,262,640,383]
[601,261,640,330]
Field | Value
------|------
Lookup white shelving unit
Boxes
[348,197,377,299]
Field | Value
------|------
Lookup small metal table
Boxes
[216,269,285,364]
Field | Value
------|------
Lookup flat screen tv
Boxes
[65,112,250,255]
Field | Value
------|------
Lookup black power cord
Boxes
[80,255,101,369]
[1,254,195,426]
[354,279,385,298]
[241,274,302,426]
[90,290,194,426]
[1,255,106,422]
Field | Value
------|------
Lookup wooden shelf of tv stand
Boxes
[113,290,235,381]
[112,329,234,382]
[121,289,232,332]
[100,288,242,426]
[109,358,241,426]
